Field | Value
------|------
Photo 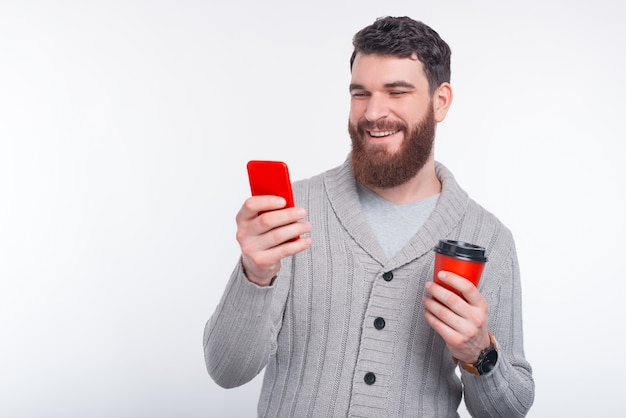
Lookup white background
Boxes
[1,1,625,417]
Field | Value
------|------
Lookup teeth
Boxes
[369,131,396,137]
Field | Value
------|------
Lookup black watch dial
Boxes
[477,349,498,375]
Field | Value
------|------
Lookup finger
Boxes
[237,205,308,248]
[424,304,488,363]
[425,279,468,318]
[257,220,312,249]
[422,301,462,342]
[244,238,312,270]
[422,289,464,332]
[256,206,308,235]
[238,195,288,220]
[243,236,313,285]
[436,271,486,309]
[269,235,313,258]
[239,221,312,268]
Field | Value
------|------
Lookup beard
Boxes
[349,105,436,189]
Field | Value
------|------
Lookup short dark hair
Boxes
[350,16,451,94]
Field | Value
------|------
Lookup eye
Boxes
[351,91,369,98]
[390,91,408,96]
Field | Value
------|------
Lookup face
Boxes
[348,53,438,189]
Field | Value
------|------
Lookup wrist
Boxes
[455,332,499,376]
[243,268,276,287]
[243,267,276,287]
[241,257,278,287]
[246,273,277,287]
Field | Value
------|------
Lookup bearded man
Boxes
[204,16,535,418]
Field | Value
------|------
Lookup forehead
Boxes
[350,53,428,88]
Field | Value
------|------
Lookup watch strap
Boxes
[454,332,497,376]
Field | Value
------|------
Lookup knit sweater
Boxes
[204,159,535,417]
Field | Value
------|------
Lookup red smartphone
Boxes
[246,160,295,209]
[247,160,298,242]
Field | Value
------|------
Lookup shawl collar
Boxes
[322,156,469,268]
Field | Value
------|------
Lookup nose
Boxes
[363,93,390,122]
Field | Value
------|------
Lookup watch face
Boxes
[478,349,498,375]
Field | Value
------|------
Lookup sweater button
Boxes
[382,271,393,281]
[374,317,386,330]
[364,372,376,385]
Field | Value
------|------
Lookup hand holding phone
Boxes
[240,161,310,285]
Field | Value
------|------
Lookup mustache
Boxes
[357,118,407,132]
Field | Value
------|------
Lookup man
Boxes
[204,16,534,417]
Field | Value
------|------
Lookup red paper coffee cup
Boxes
[433,240,488,297]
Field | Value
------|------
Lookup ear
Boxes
[433,82,453,123]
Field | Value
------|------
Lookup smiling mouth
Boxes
[368,130,399,138]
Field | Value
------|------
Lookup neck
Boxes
[365,159,441,204]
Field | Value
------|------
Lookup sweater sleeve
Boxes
[203,260,288,389]
[461,242,535,417]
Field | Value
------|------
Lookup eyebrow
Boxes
[384,81,416,89]
[349,81,416,92]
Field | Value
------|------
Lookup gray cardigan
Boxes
[204,159,534,417]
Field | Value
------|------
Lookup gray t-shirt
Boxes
[357,182,439,259]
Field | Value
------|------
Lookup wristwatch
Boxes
[456,332,498,376]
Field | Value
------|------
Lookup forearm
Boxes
[203,262,276,388]
[462,250,535,416]
[462,339,534,417]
